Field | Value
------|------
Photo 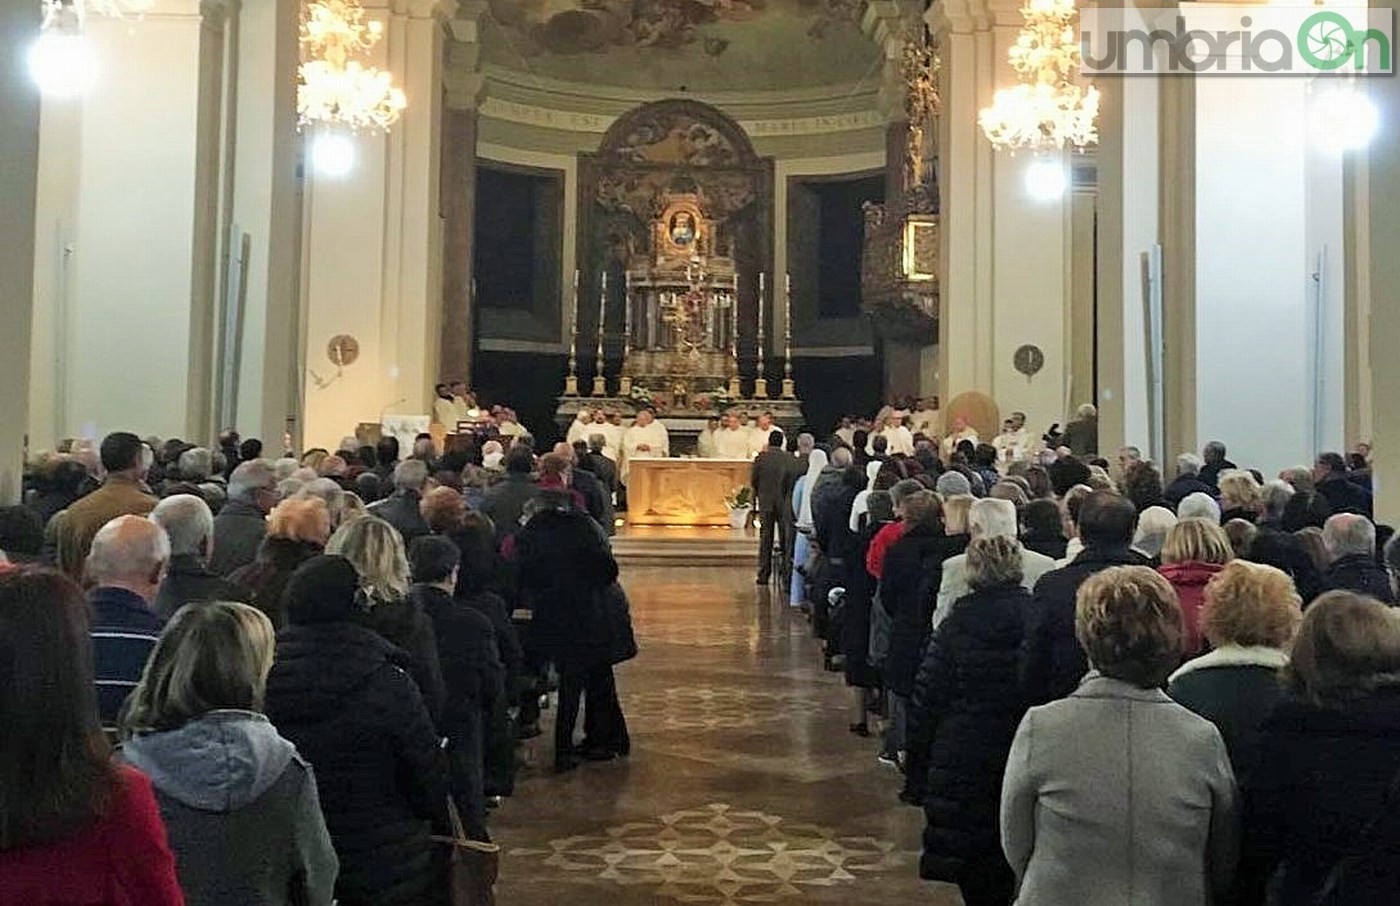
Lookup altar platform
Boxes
[625,457,753,527]
[611,524,759,568]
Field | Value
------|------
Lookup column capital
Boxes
[199,0,238,26]
[391,0,456,20]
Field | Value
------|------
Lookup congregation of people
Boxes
[0,420,637,906]
[766,404,1400,906]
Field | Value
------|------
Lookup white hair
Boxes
[393,459,430,492]
[273,458,300,481]
[87,515,170,585]
[178,447,213,481]
[1261,479,1295,520]
[149,494,215,558]
[830,447,853,468]
[1178,492,1222,524]
[228,460,276,501]
[1133,506,1179,559]
[1323,513,1376,560]
[969,498,1018,540]
[1175,453,1203,478]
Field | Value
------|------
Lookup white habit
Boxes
[621,420,670,482]
[712,426,752,459]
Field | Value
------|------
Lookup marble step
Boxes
[612,525,761,565]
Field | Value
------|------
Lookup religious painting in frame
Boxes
[655,194,711,260]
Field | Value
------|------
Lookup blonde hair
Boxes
[1076,566,1184,688]
[1218,470,1262,513]
[120,602,275,734]
[966,536,1025,590]
[943,495,974,535]
[1161,517,1234,566]
[326,516,410,603]
[1202,561,1302,649]
[267,497,331,545]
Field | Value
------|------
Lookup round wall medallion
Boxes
[327,334,360,367]
[1013,344,1045,377]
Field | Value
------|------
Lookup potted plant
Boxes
[724,486,753,529]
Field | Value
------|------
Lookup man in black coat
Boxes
[1313,452,1374,517]
[752,430,797,585]
[367,460,432,543]
[1318,513,1396,604]
[1198,440,1237,490]
[479,447,538,541]
[150,494,250,620]
[1164,453,1216,510]
[1021,491,1150,703]
[555,442,613,534]
[408,536,503,842]
[210,459,276,576]
[580,436,618,497]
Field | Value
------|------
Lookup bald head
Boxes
[831,447,853,468]
[552,442,577,464]
[86,515,170,600]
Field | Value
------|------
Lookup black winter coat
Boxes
[229,537,323,628]
[154,553,251,620]
[264,622,447,906]
[514,509,621,672]
[840,521,888,689]
[882,526,969,696]
[908,582,1031,881]
[1238,686,1400,905]
[1020,545,1151,704]
[360,596,447,726]
[1164,474,1216,509]
[412,585,503,734]
[368,491,431,543]
[1319,553,1396,604]
[1315,474,1374,517]
[1167,647,1288,786]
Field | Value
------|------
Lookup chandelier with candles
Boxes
[297,0,406,133]
[978,0,1099,152]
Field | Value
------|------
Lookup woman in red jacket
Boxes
[1159,518,1235,658]
[0,566,183,906]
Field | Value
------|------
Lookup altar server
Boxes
[566,408,594,446]
[881,415,916,457]
[748,412,785,458]
[590,409,623,461]
[621,408,669,484]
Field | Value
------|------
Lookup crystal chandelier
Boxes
[978,0,1099,152]
[297,0,406,133]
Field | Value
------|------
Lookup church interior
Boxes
[4,0,1400,904]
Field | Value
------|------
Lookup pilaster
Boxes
[1,1,40,503]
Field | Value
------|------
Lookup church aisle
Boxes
[493,566,959,905]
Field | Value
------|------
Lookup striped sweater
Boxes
[89,586,164,728]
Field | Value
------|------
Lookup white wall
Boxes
[1118,74,1157,453]
[1194,77,1345,476]
[30,5,203,446]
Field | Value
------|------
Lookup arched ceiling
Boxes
[480,0,883,94]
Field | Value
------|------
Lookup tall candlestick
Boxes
[619,272,633,397]
[782,273,795,398]
[755,272,768,399]
[565,269,580,395]
[592,271,608,397]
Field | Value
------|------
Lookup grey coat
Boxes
[122,710,338,906]
[1000,673,1239,906]
[210,499,268,576]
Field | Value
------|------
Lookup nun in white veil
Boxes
[789,448,829,607]
[847,460,884,533]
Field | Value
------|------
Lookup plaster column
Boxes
[0,2,40,504]
[1361,7,1400,521]
[1157,70,1197,462]
[930,0,1070,429]
[225,0,301,448]
[441,2,486,387]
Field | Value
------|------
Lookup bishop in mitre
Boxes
[621,407,669,484]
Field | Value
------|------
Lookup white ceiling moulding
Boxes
[477,96,886,140]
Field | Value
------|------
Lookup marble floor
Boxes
[492,566,961,905]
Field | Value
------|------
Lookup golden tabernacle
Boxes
[625,458,752,527]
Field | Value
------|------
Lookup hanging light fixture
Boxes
[29,0,153,97]
[297,0,406,176]
[979,0,1099,191]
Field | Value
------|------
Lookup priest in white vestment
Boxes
[880,417,916,456]
[747,412,785,457]
[588,409,622,461]
[942,415,980,457]
[696,418,720,459]
[992,412,1032,464]
[433,382,470,427]
[621,408,669,483]
[712,414,752,459]
[911,399,940,439]
[565,408,593,446]
[834,417,856,448]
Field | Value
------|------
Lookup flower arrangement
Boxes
[627,383,655,409]
[724,486,753,510]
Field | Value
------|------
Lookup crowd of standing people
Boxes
[774,411,1400,906]
[0,425,636,906]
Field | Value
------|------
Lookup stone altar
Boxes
[625,458,753,527]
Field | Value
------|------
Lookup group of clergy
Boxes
[432,382,529,442]
[832,404,1036,465]
[563,405,671,484]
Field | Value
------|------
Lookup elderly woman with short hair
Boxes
[1000,566,1239,906]
[230,497,332,628]
[1132,506,1178,565]
[1218,470,1263,524]
[1169,561,1302,784]
[1239,592,1400,904]
[909,535,1033,906]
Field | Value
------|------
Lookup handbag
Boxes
[433,795,501,906]
[599,581,638,666]
[868,585,892,668]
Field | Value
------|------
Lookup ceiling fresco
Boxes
[481,0,881,93]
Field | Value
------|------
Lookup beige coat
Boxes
[1000,673,1239,906]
